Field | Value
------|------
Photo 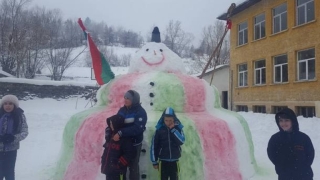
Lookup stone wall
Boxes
[0,82,99,100]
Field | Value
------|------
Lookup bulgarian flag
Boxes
[78,18,115,85]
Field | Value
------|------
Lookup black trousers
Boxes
[0,150,17,180]
[159,161,179,180]
[106,171,126,180]
[128,144,142,180]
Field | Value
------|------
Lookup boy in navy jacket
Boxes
[150,107,185,180]
[101,114,136,180]
[267,108,314,180]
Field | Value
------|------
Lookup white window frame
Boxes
[254,13,266,40]
[273,55,288,83]
[297,48,315,81]
[273,3,287,34]
[238,64,248,87]
[296,0,315,25]
[238,22,248,46]
[254,60,266,85]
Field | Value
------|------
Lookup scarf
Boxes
[0,113,14,135]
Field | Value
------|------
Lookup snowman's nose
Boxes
[154,50,157,55]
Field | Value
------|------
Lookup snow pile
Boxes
[15,98,320,180]
[52,42,257,180]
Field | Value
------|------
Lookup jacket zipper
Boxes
[168,128,171,159]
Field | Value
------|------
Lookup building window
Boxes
[297,48,315,80]
[238,64,248,87]
[237,105,248,112]
[274,55,288,83]
[254,13,266,40]
[273,3,287,34]
[238,22,248,46]
[254,60,266,85]
[297,106,316,117]
[296,0,315,25]
[272,106,288,113]
[253,106,266,113]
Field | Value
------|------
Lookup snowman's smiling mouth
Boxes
[141,55,165,66]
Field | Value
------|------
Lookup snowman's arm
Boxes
[118,109,147,137]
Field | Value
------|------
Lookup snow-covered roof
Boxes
[193,64,229,77]
[217,0,262,20]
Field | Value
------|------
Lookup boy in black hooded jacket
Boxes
[267,108,314,180]
[101,114,136,180]
[150,107,185,180]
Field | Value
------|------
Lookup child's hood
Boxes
[106,114,125,132]
[275,108,299,132]
[155,107,183,130]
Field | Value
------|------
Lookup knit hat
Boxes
[124,90,140,105]
[106,114,125,131]
[0,94,19,108]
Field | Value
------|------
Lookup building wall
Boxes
[229,0,320,117]
[202,67,230,109]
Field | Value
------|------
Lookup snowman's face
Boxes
[128,42,186,74]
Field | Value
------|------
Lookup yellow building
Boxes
[218,0,320,118]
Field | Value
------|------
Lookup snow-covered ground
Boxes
[14,98,319,180]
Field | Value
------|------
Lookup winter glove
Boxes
[3,134,15,143]
[117,156,129,172]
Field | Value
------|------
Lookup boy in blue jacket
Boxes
[267,108,314,180]
[150,107,185,180]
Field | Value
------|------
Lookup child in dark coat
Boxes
[101,114,136,180]
[0,94,28,180]
[267,108,314,180]
[150,107,185,180]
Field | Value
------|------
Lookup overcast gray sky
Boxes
[31,0,237,45]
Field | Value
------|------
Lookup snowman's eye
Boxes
[160,49,163,52]
[146,49,149,51]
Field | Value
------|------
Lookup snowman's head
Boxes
[128,42,186,74]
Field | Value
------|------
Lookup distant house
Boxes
[0,69,14,78]
[196,64,230,109]
[217,0,320,118]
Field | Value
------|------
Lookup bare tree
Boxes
[23,7,49,78]
[45,10,86,80]
[194,20,230,72]
[163,20,194,57]
[0,0,30,77]
[62,18,83,48]
[45,47,85,80]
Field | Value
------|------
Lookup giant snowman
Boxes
[53,27,258,180]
